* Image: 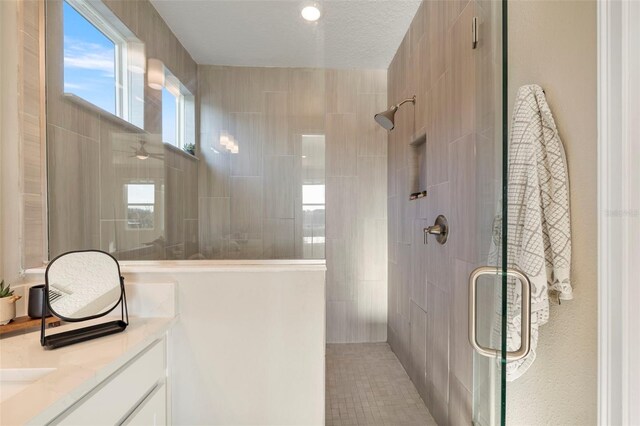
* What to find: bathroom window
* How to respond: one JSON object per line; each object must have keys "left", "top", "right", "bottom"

{"left": 302, "top": 184, "right": 326, "bottom": 257}
{"left": 301, "top": 135, "right": 326, "bottom": 259}
{"left": 162, "top": 87, "right": 177, "bottom": 146}
{"left": 162, "top": 69, "right": 195, "bottom": 150}
{"left": 126, "top": 184, "right": 155, "bottom": 230}
{"left": 63, "top": 0, "right": 144, "bottom": 127}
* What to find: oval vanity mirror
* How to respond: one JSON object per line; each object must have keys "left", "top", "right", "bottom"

{"left": 41, "top": 250, "right": 129, "bottom": 349}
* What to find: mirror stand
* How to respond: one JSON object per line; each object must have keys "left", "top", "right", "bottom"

{"left": 40, "top": 278, "right": 129, "bottom": 350}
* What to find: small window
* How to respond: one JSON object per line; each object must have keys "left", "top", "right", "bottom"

{"left": 63, "top": 0, "right": 144, "bottom": 127}
{"left": 126, "top": 184, "right": 155, "bottom": 230}
{"left": 162, "top": 70, "right": 195, "bottom": 150}
{"left": 302, "top": 184, "right": 326, "bottom": 246}
{"left": 63, "top": 1, "right": 116, "bottom": 114}
{"left": 162, "top": 87, "right": 177, "bottom": 146}
{"left": 302, "top": 184, "right": 325, "bottom": 206}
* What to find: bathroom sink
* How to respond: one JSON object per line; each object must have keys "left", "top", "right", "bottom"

{"left": 0, "top": 368, "right": 56, "bottom": 402}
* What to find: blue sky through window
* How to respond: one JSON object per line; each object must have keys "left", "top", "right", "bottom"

{"left": 63, "top": 1, "right": 116, "bottom": 114}
{"left": 162, "top": 87, "right": 177, "bottom": 145}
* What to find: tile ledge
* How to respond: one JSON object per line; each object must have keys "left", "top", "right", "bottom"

{"left": 24, "top": 259, "right": 327, "bottom": 275}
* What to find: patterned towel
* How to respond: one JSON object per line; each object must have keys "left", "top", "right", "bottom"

{"left": 491, "top": 84, "right": 572, "bottom": 381}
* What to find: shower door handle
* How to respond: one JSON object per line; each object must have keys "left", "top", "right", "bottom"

{"left": 468, "top": 266, "right": 532, "bottom": 361}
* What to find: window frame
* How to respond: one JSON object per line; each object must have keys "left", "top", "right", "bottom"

{"left": 63, "top": 0, "right": 144, "bottom": 127}
{"left": 162, "top": 69, "right": 195, "bottom": 150}
{"left": 124, "top": 183, "right": 156, "bottom": 231}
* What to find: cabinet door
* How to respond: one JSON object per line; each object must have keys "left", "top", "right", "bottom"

{"left": 123, "top": 383, "right": 167, "bottom": 426}
{"left": 54, "top": 340, "right": 165, "bottom": 425}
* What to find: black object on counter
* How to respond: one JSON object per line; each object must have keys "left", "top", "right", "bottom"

{"left": 28, "top": 285, "right": 52, "bottom": 319}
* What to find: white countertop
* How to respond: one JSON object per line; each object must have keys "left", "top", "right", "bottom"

{"left": 0, "top": 317, "right": 175, "bottom": 425}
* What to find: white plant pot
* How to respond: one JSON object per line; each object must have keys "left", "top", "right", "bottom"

{"left": 0, "top": 297, "right": 18, "bottom": 325}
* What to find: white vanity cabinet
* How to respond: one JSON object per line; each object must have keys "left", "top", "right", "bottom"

{"left": 124, "top": 383, "right": 167, "bottom": 425}
{"left": 50, "top": 338, "right": 168, "bottom": 426}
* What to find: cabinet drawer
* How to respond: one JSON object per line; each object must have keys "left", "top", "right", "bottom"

{"left": 123, "top": 383, "right": 166, "bottom": 426}
{"left": 54, "top": 339, "right": 166, "bottom": 425}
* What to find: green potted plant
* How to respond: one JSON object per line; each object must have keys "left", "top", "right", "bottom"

{"left": 0, "top": 280, "right": 22, "bottom": 325}
{"left": 183, "top": 143, "right": 196, "bottom": 156}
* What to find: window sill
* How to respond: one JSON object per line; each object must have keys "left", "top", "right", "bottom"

{"left": 163, "top": 142, "right": 198, "bottom": 161}
{"left": 63, "top": 93, "right": 145, "bottom": 133}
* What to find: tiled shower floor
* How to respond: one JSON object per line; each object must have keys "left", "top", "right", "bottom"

{"left": 326, "top": 343, "right": 437, "bottom": 426}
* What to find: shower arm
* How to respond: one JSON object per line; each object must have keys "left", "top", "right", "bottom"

{"left": 396, "top": 95, "right": 416, "bottom": 109}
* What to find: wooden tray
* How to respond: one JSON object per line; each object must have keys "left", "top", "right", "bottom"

{"left": 0, "top": 316, "right": 61, "bottom": 336}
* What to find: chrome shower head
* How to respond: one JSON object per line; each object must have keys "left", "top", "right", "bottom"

{"left": 374, "top": 95, "right": 416, "bottom": 131}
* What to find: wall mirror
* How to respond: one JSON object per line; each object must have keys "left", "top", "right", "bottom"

{"left": 41, "top": 250, "right": 129, "bottom": 349}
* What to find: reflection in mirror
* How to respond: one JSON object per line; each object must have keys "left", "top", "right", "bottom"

{"left": 46, "top": 251, "right": 123, "bottom": 320}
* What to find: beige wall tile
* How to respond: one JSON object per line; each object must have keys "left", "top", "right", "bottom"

{"left": 47, "top": 125, "right": 100, "bottom": 257}
{"left": 357, "top": 156, "right": 387, "bottom": 219}
{"left": 357, "top": 69, "right": 387, "bottom": 95}
{"left": 288, "top": 69, "right": 325, "bottom": 117}
{"left": 230, "top": 176, "right": 263, "bottom": 235}
{"left": 21, "top": 112, "right": 42, "bottom": 195}
{"left": 263, "top": 91, "right": 292, "bottom": 155}
{"left": 263, "top": 218, "right": 295, "bottom": 259}
{"left": 426, "top": 71, "right": 451, "bottom": 186}
{"left": 264, "top": 155, "right": 295, "bottom": 219}
{"left": 326, "top": 113, "right": 357, "bottom": 177}
{"left": 326, "top": 69, "right": 358, "bottom": 114}
{"left": 411, "top": 219, "right": 428, "bottom": 311}
{"left": 356, "top": 218, "right": 387, "bottom": 282}
{"left": 199, "top": 197, "right": 230, "bottom": 259}
{"left": 23, "top": 194, "right": 44, "bottom": 267}
{"left": 165, "top": 165, "right": 184, "bottom": 247}
{"left": 356, "top": 94, "right": 388, "bottom": 157}
{"left": 199, "top": 136, "right": 230, "bottom": 198}
{"left": 450, "top": 2, "right": 476, "bottom": 141}
{"left": 451, "top": 259, "right": 474, "bottom": 392}
{"left": 229, "top": 113, "right": 263, "bottom": 176}
{"left": 325, "top": 176, "right": 357, "bottom": 240}
{"left": 448, "top": 374, "right": 472, "bottom": 426}
{"left": 223, "top": 67, "right": 265, "bottom": 113}
{"left": 410, "top": 301, "right": 428, "bottom": 403}
{"left": 427, "top": 283, "right": 450, "bottom": 425}
{"left": 449, "top": 133, "right": 477, "bottom": 263}
{"left": 326, "top": 238, "right": 357, "bottom": 302}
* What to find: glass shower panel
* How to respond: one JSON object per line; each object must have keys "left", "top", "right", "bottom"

{"left": 99, "top": 133, "right": 167, "bottom": 261}
{"left": 46, "top": 0, "right": 170, "bottom": 261}
{"left": 472, "top": 0, "right": 508, "bottom": 424}
{"left": 198, "top": 67, "right": 327, "bottom": 260}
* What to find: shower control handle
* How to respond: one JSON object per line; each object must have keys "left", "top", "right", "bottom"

{"left": 423, "top": 215, "right": 448, "bottom": 245}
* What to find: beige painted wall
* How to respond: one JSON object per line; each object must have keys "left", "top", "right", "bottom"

{"left": 506, "top": 1, "right": 598, "bottom": 424}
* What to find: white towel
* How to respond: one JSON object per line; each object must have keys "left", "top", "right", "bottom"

{"left": 490, "top": 84, "right": 572, "bottom": 381}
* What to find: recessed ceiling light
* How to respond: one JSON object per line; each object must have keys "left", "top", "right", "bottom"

{"left": 301, "top": 5, "right": 321, "bottom": 22}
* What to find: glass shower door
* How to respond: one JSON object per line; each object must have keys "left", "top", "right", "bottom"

{"left": 470, "top": 0, "right": 531, "bottom": 424}
{"left": 470, "top": 0, "right": 505, "bottom": 421}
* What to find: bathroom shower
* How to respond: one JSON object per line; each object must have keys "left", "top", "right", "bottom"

{"left": 374, "top": 95, "right": 415, "bottom": 130}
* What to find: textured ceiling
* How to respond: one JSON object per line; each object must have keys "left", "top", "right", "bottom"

{"left": 149, "top": 0, "right": 421, "bottom": 69}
